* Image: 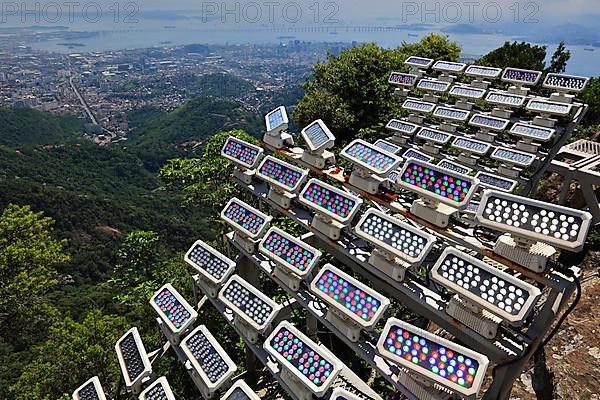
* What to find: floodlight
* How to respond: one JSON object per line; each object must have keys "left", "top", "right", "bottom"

{"left": 543, "top": 73, "right": 589, "bottom": 93}
{"left": 377, "top": 318, "right": 489, "bottom": 398}
{"left": 475, "top": 172, "right": 517, "bottom": 193}
{"left": 526, "top": 98, "right": 573, "bottom": 116}
{"left": 354, "top": 208, "right": 436, "bottom": 281}
{"left": 501, "top": 67, "right": 542, "bottom": 86}
{"left": 475, "top": 190, "right": 593, "bottom": 271}
{"left": 485, "top": 91, "right": 526, "bottom": 107}
{"left": 396, "top": 159, "right": 479, "bottom": 227}
{"left": 115, "top": 327, "right": 152, "bottom": 392}
{"left": 256, "top": 155, "right": 309, "bottom": 208}
{"left": 386, "top": 119, "right": 419, "bottom": 136}
{"left": 469, "top": 114, "right": 509, "bottom": 131}
{"left": 220, "top": 197, "right": 272, "bottom": 253}
{"left": 402, "top": 148, "right": 433, "bottom": 163}
{"left": 416, "top": 127, "right": 453, "bottom": 144}
{"left": 218, "top": 275, "right": 281, "bottom": 343}
{"left": 491, "top": 147, "right": 536, "bottom": 167}
{"left": 259, "top": 226, "right": 322, "bottom": 291}
{"left": 300, "top": 119, "right": 336, "bottom": 169}
{"left": 433, "top": 106, "right": 470, "bottom": 122}
{"left": 374, "top": 139, "right": 401, "bottom": 154}
{"left": 449, "top": 85, "right": 486, "bottom": 100}
{"left": 510, "top": 123, "right": 555, "bottom": 143}
{"left": 388, "top": 72, "right": 419, "bottom": 87}
{"left": 181, "top": 325, "right": 237, "bottom": 399}
{"left": 404, "top": 56, "right": 434, "bottom": 69}
{"left": 220, "top": 380, "right": 260, "bottom": 400}
{"left": 150, "top": 284, "right": 197, "bottom": 341}
{"left": 298, "top": 178, "right": 363, "bottom": 240}
{"left": 264, "top": 321, "right": 341, "bottom": 400}
{"left": 417, "top": 79, "right": 451, "bottom": 92}
{"left": 437, "top": 160, "right": 472, "bottom": 175}
{"left": 464, "top": 65, "right": 502, "bottom": 79}
{"left": 329, "top": 388, "right": 364, "bottom": 400}
{"left": 451, "top": 137, "right": 491, "bottom": 155}
{"left": 402, "top": 98, "right": 436, "bottom": 114}
{"left": 433, "top": 60, "right": 466, "bottom": 73}
{"left": 431, "top": 247, "right": 541, "bottom": 334}
{"left": 264, "top": 106, "right": 293, "bottom": 149}
{"left": 221, "top": 137, "right": 264, "bottom": 184}
{"left": 387, "top": 170, "right": 400, "bottom": 185}
{"left": 341, "top": 139, "right": 403, "bottom": 194}
{"left": 185, "top": 240, "right": 236, "bottom": 298}
{"left": 139, "top": 377, "right": 175, "bottom": 400}
{"left": 73, "top": 377, "right": 106, "bottom": 400}
{"left": 310, "top": 264, "right": 390, "bottom": 341}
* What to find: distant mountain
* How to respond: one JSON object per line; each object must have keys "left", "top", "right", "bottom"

{"left": 441, "top": 24, "right": 489, "bottom": 35}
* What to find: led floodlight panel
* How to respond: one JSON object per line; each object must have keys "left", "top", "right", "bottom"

{"left": 464, "top": 65, "right": 502, "bottom": 79}
{"left": 431, "top": 247, "right": 541, "bottom": 324}
{"left": 265, "top": 106, "right": 289, "bottom": 134}
{"left": 433, "top": 60, "right": 466, "bottom": 73}
{"left": 355, "top": 208, "right": 436, "bottom": 265}
{"left": 256, "top": 155, "right": 308, "bottom": 192}
{"left": 329, "top": 388, "right": 363, "bottom": 400}
{"left": 377, "top": 318, "right": 489, "bottom": 397}
{"left": 150, "top": 284, "right": 197, "bottom": 334}
{"left": 301, "top": 120, "right": 335, "bottom": 152}
{"left": 510, "top": 123, "right": 555, "bottom": 142}
{"left": 310, "top": 264, "right": 390, "bottom": 328}
{"left": 386, "top": 119, "right": 419, "bottom": 135}
{"left": 388, "top": 72, "right": 419, "bottom": 87}
{"left": 437, "top": 160, "right": 472, "bottom": 175}
{"left": 405, "top": 56, "right": 434, "bottom": 68}
{"left": 476, "top": 190, "right": 593, "bottom": 251}
{"left": 374, "top": 139, "right": 401, "bottom": 154}
{"left": 417, "top": 79, "right": 451, "bottom": 92}
{"left": 139, "top": 377, "right": 175, "bottom": 400}
{"left": 475, "top": 172, "right": 517, "bottom": 192}
{"left": 181, "top": 326, "right": 237, "bottom": 391}
{"left": 264, "top": 321, "right": 341, "bottom": 395}
{"left": 543, "top": 73, "right": 589, "bottom": 92}
{"left": 433, "top": 106, "right": 470, "bottom": 122}
{"left": 341, "top": 139, "right": 402, "bottom": 175}
{"left": 221, "top": 137, "right": 264, "bottom": 169}
{"left": 259, "top": 227, "right": 322, "bottom": 278}
{"left": 449, "top": 85, "right": 486, "bottom": 100}
{"left": 73, "top": 377, "right": 106, "bottom": 400}
{"left": 464, "top": 201, "right": 480, "bottom": 214}
{"left": 388, "top": 170, "right": 400, "bottom": 183}
{"left": 185, "top": 240, "right": 236, "bottom": 286}
{"left": 451, "top": 136, "right": 491, "bottom": 155}
{"left": 402, "top": 148, "right": 433, "bottom": 163}
{"left": 299, "top": 179, "right": 363, "bottom": 224}
{"left": 526, "top": 98, "right": 572, "bottom": 116}
{"left": 220, "top": 380, "right": 260, "bottom": 400}
{"left": 397, "top": 159, "right": 478, "bottom": 209}
{"left": 402, "top": 99, "right": 436, "bottom": 113}
{"left": 501, "top": 67, "right": 542, "bottom": 85}
{"left": 221, "top": 198, "right": 272, "bottom": 239}
{"left": 469, "top": 114, "right": 510, "bottom": 131}
{"left": 491, "top": 147, "right": 535, "bottom": 167}
{"left": 416, "top": 127, "right": 453, "bottom": 144}
{"left": 115, "top": 327, "right": 152, "bottom": 388}
{"left": 485, "top": 91, "right": 526, "bottom": 107}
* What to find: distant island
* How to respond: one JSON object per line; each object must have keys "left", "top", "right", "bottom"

{"left": 57, "top": 43, "right": 86, "bottom": 48}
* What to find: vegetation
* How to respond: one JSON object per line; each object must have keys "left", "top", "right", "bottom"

{"left": 477, "top": 41, "right": 571, "bottom": 73}
{"left": 195, "top": 73, "right": 256, "bottom": 98}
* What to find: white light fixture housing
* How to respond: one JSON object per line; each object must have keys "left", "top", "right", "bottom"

{"left": 300, "top": 119, "right": 337, "bottom": 169}
{"left": 185, "top": 240, "right": 236, "bottom": 298}
{"left": 386, "top": 119, "right": 419, "bottom": 136}
{"left": 464, "top": 65, "right": 502, "bottom": 90}
{"left": 256, "top": 155, "right": 309, "bottom": 209}
{"left": 354, "top": 208, "right": 436, "bottom": 281}
{"left": 388, "top": 71, "right": 419, "bottom": 87}
{"left": 218, "top": 274, "right": 281, "bottom": 343}
{"left": 485, "top": 91, "right": 526, "bottom": 108}
{"left": 543, "top": 73, "right": 589, "bottom": 94}
{"left": 510, "top": 123, "right": 555, "bottom": 143}
{"left": 475, "top": 172, "right": 518, "bottom": 193}
{"left": 416, "top": 127, "right": 453, "bottom": 149}
{"left": 417, "top": 78, "right": 451, "bottom": 93}
{"left": 490, "top": 147, "right": 536, "bottom": 169}
{"left": 526, "top": 98, "right": 573, "bottom": 117}
{"left": 329, "top": 388, "right": 364, "bottom": 400}
{"left": 402, "top": 148, "right": 433, "bottom": 163}
{"left": 396, "top": 158, "right": 480, "bottom": 227}
{"left": 341, "top": 139, "right": 403, "bottom": 194}
{"left": 451, "top": 136, "right": 492, "bottom": 166}
{"left": 405, "top": 56, "right": 434, "bottom": 69}
{"left": 431, "top": 247, "right": 541, "bottom": 337}
{"left": 437, "top": 160, "right": 472, "bottom": 175}
{"left": 73, "top": 377, "right": 106, "bottom": 400}
{"left": 402, "top": 98, "right": 436, "bottom": 114}
{"left": 476, "top": 190, "right": 593, "bottom": 271}
{"left": 449, "top": 85, "right": 487, "bottom": 100}
{"left": 139, "top": 377, "right": 176, "bottom": 400}
{"left": 220, "top": 380, "right": 261, "bottom": 400}
{"left": 181, "top": 325, "right": 237, "bottom": 399}
{"left": 264, "top": 321, "right": 341, "bottom": 400}
{"left": 258, "top": 226, "right": 322, "bottom": 291}
{"left": 377, "top": 318, "right": 489, "bottom": 398}
{"left": 433, "top": 60, "right": 466, "bottom": 73}
{"left": 221, "top": 136, "right": 264, "bottom": 184}
{"left": 433, "top": 106, "right": 470, "bottom": 122}
{"left": 264, "top": 106, "right": 293, "bottom": 149}
{"left": 115, "top": 327, "right": 152, "bottom": 393}
{"left": 374, "top": 139, "right": 401, "bottom": 154}
{"left": 501, "top": 67, "right": 542, "bottom": 86}
{"left": 469, "top": 114, "right": 510, "bottom": 132}
{"left": 150, "top": 283, "right": 198, "bottom": 342}
{"left": 220, "top": 197, "right": 273, "bottom": 253}
{"left": 299, "top": 178, "right": 363, "bottom": 240}
{"left": 310, "top": 264, "right": 390, "bottom": 341}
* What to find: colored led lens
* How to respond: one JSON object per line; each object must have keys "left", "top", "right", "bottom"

{"left": 403, "top": 99, "right": 435, "bottom": 112}
{"left": 262, "top": 231, "right": 316, "bottom": 272}
{"left": 401, "top": 163, "right": 472, "bottom": 203}
{"left": 470, "top": 115, "right": 508, "bottom": 130}
{"left": 301, "top": 182, "right": 357, "bottom": 219}
{"left": 153, "top": 287, "right": 193, "bottom": 329}
{"left": 433, "top": 107, "right": 469, "bottom": 121}
{"left": 223, "top": 201, "right": 266, "bottom": 235}
{"left": 492, "top": 148, "right": 535, "bottom": 166}
{"left": 476, "top": 172, "right": 516, "bottom": 192}
{"left": 258, "top": 158, "right": 304, "bottom": 189}
{"left": 343, "top": 141, "right": 399, "bottom": 172}
{"left": 388, "top": 72, "right": 418, "bottom": 86}
{"left": 185, "top": 330, "right": 231, "bottom": 383}
{"left": 222, "top": 138, "right": 261, "bottom": 167}
{"left": 222, "top": 280, "right": 274, "bottom": 326}
{"left": 403, "top": 149, "right": 432, "bottom": 162}
{"left": 502, "top": 68, "right": 541, "bottom": 84}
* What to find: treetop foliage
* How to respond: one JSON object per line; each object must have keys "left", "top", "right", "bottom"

{"left": 477, "top": 41, "right": 571, "bottom": 73}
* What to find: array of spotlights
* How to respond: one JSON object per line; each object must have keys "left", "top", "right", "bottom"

{"left": 449, "top": 85, "right": 486, "bottom": 99}
{"left": 433, "top": 60, "right": 466, "bottom": 73}
{"left": 72, "top": 377, "right": 106, "bottom": 400}
{"left": 417, "top": 79, "right": 450, "bottom": 92}
{"left": 388, "top": 72, "right": 418, "bottom": 87}
{"left": 433, "top": 106, "right": 470, "bottom": 122}
{"left": 543, "top": 73, "right": 589, "bottom": 93}
{"left": 386, "top": 119, "right": 419, "bottom": 135}
{"left": 220, "top": 380, "right": 260, "bottom": 400}
{"left": 405, "top": 56, "right": 434, "bottom": 68}
{"left": 256, "top": 155, "right": 309, "bottom": 193}
{"left": 221, "top": 136, "right": 264, "bottom": 170}
{"left": 501, "top": 67, "right": 542, "bottom": 86}
{"left": 510, "top": 123, "right": 555, "bottom": 142}
{"left": 341, "top": 139, "right": 402, "bottom": 175}
{"left": 259, "top": 227, "right": 322, "bottom": 279}
{"left": 464, "top": 65, "right": 502, "bottom": 79}
{"left": 402, "top": 98, "right": 436, "bottom": 113}
{"left": 301, "top": 119, "right": 336, "bottom": 153}
{"left": 265, "top": 106, "right": 289, "bottom": 134}
{"left": 150, "top": 284, "right": 197, "bottom": 335}
{"left": 451, "top": 136, "right": 491, "bottom": 155}
{"left": 469, "top": 114, "right": 510, "bottom": 131}
{"left": 374, "top": 139, "right": 401, "bottom": 154}
{"left": 416, "top": 127, "right": 452, "bottom": 144}
{"left": 115, "top": 327, "right": 152, "bottom": 389}
{"left": 437, "top": 160, "right": 472, "bottom": 175}
{"left": 403, "top": 148, "right": 433, "bottom": 163}
{"left": 491, "top": 147, "right": 536, "bottom": 167}
{"left": 221, "top": 198, "right": 272, "bottom": 239}
{"left": 139, "top": 377, "right": 175, "bottom": 400}
{"left": 485, "top": 91, "right": 526, "bottom": 107}
{"left": 185, "top": 240, "right": 236, "bottom": 287}
{"left": 475, "top": 172, "right": 518, "bottom": 193}
{"left": 299, "top": 179, "right": 363, "bottom": 224}
{"left": 526, "top": 98, "right": 573, "bottom": 116}
{"left": 377, "top": 318, "right": 489, "bottom": 398}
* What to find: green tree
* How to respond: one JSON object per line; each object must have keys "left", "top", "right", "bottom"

{"left": 478, "top": 41, "right": 571, "bottom": 73}
{"left": 547, "top": 42, "right": 571, "bottom": 74}
{"left": 581, "top": 78, "right": 600, "bottom": 127}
